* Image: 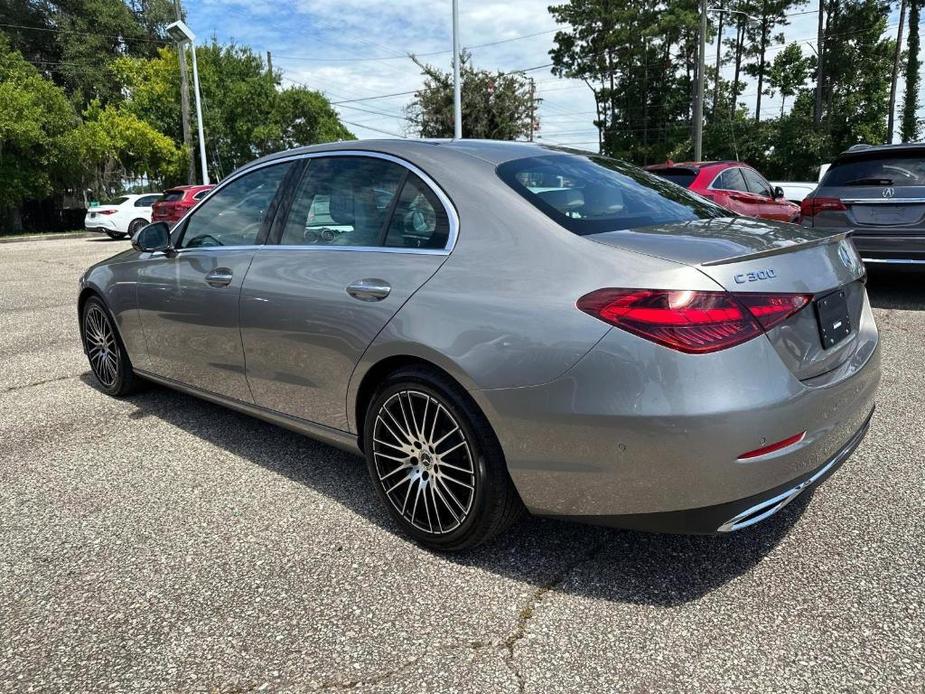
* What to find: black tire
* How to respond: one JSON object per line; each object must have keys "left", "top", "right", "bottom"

{"left": 363, "top": 366, "right": 525, "bottom": 551}
{"left": 105, "top": 230, "right": 127, "bottom": 240}
{"left": 81, "top": 296, "right": 140, "bottom": 396}
{"left": 128, "top": 218, "right": 148, "bottom": 236}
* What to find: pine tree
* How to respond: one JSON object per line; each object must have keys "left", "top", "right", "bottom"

{"left": 901, "top": 0, "right": 921, "bottom": 141}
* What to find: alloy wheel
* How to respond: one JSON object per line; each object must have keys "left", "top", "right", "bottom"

{"left": 84, "top": 305, "right": 120, "bottom": 388}
{"left": 372, "top": 389, "right": 476, "bottom": 535}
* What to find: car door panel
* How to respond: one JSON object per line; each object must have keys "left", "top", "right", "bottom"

{"left": 239, "top": 154, "right": 453, "bottom": 431}
{"left": 134, "top": 160, "right": 294, "bottom": 400}
{"left": 240, "top": 250, "right": 445, "bottom": 429}
{"left": 136, "top": 249, "right": 257, "bottom": 401}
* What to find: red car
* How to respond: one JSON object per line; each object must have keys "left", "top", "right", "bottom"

{"left": 645, "top": 161, "right": 800, "bottom": 223}
{"left": 151, "top": 184, "right": 215, "bottom": 226}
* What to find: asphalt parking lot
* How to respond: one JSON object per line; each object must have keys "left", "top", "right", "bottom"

{"left": 1, "top": 235, "right": 923, "bottom": 693}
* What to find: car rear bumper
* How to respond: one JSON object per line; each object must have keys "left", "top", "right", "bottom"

{"left": 547, "top": 408, "right": 872, "bottom": 534}
{"left": 849, "top": 231, "right": 925, "bottom": 264}
{"left": 85, "top": 218, "right": 118, "bottom": 232}
{"left": 475, "top": 296, "right": 880, "bottom": 532}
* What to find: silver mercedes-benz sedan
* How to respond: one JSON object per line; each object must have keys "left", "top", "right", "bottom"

{"left": 78, "top": 140, "right": 880, "bottom": 551}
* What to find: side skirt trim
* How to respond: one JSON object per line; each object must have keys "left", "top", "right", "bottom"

{"left": 134, "top": 368, "right": 362, "bottom": 456}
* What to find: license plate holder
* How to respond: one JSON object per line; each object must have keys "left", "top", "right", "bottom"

{"left": 815, "top": 289, "right": 851, "bottom": 349}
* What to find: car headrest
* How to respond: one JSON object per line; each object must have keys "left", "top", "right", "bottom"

{"left": 329, "top": 188, "right": 354, "bottom": 225}
{"left": 535, "top": 188, "right": 584, "bottom": 210}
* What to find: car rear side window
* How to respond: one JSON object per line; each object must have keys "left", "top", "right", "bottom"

{"left": 822, "top": 152, "right": 925, "bottom": 186}
{"left": 279, "top": 157, "right": 405, "bottom": 247}
{"left": 178, "top": 162, "right": 292, "bottom": 248}
{"left": 135, "top": 195, "right": 161, "bottom": 207}
{"left": 649, "top": 169, "right": 698, "bottom": 188}
{"left": 384, "top": 173, "right": 450, "bottom": 249}
{"left": 713, "top": 168, "right": 749, "bottom": 192}
{"left": 497, "top": 154, "right": 725, "bottom": 235}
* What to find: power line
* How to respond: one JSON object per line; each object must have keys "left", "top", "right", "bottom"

{"left": 0, "top": 21, "right": 167, "bottom": 44}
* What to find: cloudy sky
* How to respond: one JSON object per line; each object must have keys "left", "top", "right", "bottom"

{"left": 186, "top": 1, "right": 907, "bottom": 149}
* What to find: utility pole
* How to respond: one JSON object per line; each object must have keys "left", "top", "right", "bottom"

{"left": 713, "top": 4, "right": 724, "bottom": 118}
{"left": 266, "top": 50, "right": 273, "bottom": 77}
{"left": 888, "top": 0, "right": 907, "bottom": 143}
{"left": 173, "top": 0, "right": 195, "bottom": 184}
{"left": 694, "top": 0, "right": 707, "bottom": 161}
{"left": 813, "top": 0, "right": 825, "bottom": 127}
{"left": 528, "top": 77, "right": 536, "bottom": 141}
{"left": 452, "top": 0, "right": 462, "bottom": 139}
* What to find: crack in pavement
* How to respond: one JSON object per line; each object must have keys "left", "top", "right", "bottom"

{"left": 500, "top": 537, "right": 610, "bottom": 694}
{"left": 1, "top": 373, "right": 78, "bottom": 394}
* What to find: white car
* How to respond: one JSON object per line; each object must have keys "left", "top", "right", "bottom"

{"left": 769, "top": 181, "right": 817, "bottom": 203}
{"left": 84, "top": 193, "right": 162, "bottom": 239}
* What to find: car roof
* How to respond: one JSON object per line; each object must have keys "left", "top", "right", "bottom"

{"left": 836, "top": 142, "right": 925, "bottom": 159}
{"left": 237, "top": 139, "right": 598, "bottom": 176}
{"left": 644, "top": 160, "right": 747, "bottom": 172}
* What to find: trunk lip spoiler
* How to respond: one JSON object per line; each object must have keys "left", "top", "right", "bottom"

{"left": 699, "top": 231, "right": 851, "bottom": 267}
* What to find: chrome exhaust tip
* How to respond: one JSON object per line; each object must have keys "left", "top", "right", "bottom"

{"left": 717, "top": 412, "right": 873, "bottom": 533}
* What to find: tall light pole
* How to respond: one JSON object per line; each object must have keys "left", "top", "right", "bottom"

{"left": 172, "top": 0, "right": 194, "bottom": 184}
{"left": 452, "top": 0, "right": 462, "bottom": 139}
{"left": 694, "top": 0, "right": 708, "bottom": 161}
{"left": 166, "top": 20, "right": 210, "bottom": 185}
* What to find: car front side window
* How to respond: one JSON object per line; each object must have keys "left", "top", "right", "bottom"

{"left": 742, "top": 169, "right": 773, "bottom": 198}
{"left": 178, "top": 163, "right": 292, "bottom": 249}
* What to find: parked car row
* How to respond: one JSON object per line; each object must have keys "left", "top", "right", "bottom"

{"left": 647, "top": 143, "right": 925, "bottom": 265}
{"left": 84, "top": 184, "right": 215, "bottom": 239}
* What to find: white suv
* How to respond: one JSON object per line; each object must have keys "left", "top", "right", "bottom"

{"left": 84, "top": 194, "right": 162, "bottom": 240}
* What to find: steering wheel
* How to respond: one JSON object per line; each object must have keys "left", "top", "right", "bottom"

{"left": 186, "top": 234, "right": 222, "bottom": 248}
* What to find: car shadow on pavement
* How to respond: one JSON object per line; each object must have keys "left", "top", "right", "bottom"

{"left": 93, "top": 374, "right": 810, "bottom": 608}
{"left": 866, "top": 267, "right": 925, "bottom": 310}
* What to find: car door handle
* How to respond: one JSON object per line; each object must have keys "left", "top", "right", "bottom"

{"left": 346, "top": 279, "right": 391, "bottom": 302}
{"left": 205, "top": 268, "right": 233, "bottom": 287}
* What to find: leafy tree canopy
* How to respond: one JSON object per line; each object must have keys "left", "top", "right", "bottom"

{"left": 406, "top": 51, "right": 537, "bottom": 140}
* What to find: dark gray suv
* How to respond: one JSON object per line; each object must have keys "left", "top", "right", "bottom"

{"left": 800, "top": 143, "right": 925, "bottom": 265}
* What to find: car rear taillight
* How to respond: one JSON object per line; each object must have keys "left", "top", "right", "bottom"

{"left": 800, "top": 196, "right": 846, "bottom": 217}
{"left": 576, "top": 289, "right": 812, "bottom": 354}
{"left": 96, "top": 209, "right": 117, "bottom": 215}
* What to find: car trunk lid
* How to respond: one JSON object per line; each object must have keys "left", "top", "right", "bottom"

{"left": 827, "top": 185, "right": 925, "bottom": 229}
{"left": 586, "top": 218, "right": 867, "bottom": 380}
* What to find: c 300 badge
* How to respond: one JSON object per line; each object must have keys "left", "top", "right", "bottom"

{"left": 734, "top": 269, "right": 776, "bottom": 284}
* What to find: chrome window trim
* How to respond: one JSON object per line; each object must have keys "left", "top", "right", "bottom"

{"left": 167, "top": 150, "right": 459, "bottom": 255}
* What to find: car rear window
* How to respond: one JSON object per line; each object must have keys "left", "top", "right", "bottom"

{"left": 497, "top": 154, "right": 726, "bottom": 235}
{"left": 648, "top": 168, "right": 698, "bottom": 188}
{"left": 161, "top": 190, "right": 184, "bottom": 202}
{"left": 822, "top": 152, "right": 925, "bottom": 186}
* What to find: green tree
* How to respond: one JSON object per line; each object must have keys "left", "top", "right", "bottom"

{"left": 61, "top": 100, "right": 184, "bottom": 198}
{"left": 765, "top": 42, "right": 812, "bottom": 115}
{"left": 742, "top": 0, "right": 806, "bottom": 121}
{"left": 405, "top": 51, "right": 537, "bottom": 140}
{"left": 115, "top": 43, "right": 353, "bottom": 182}
{"left": 0, "top": 38, "right": 77, "bottom": 230}
{"left": 548, "top": 0, "right": 701, "bottom": 163}
{"left": 901, "top": 0, "right": 920, "bottom": 141}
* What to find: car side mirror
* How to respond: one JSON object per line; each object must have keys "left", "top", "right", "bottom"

{"left": 132, "top": 221, "right": 172, "bottom": 253}
{"left": 772, "top": 186, "right": 785, "bottom": 200}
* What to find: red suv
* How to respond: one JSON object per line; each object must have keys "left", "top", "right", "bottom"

{"left": 645, "top": 161, "right": 800, "bottom": 222}
{"left": 151, "top": 184, "right": 215, "bottom": 226}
